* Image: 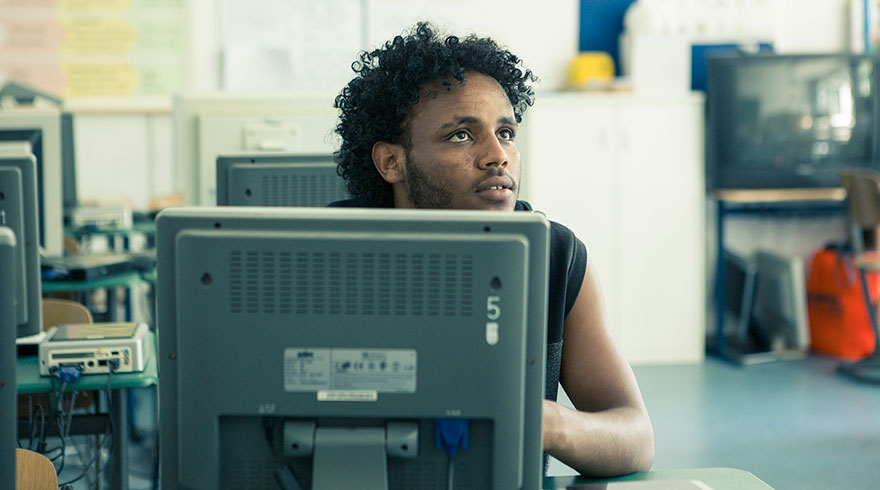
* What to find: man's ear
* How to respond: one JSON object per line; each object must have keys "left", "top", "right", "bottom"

{"left": 372, "top": 141, "right": 406, "bottom": 184}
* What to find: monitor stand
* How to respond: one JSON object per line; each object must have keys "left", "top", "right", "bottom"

{"left": 284, "top": 421, "right": 419, "bottom": 490}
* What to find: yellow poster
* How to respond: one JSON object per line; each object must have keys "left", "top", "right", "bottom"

{"left": 0, "top": 0, "right": 186, "bottom": 98}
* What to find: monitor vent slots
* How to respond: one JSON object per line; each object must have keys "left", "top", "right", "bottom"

{"left": 258, "top": 172, "right": 347, "bottom": 206}
{"left": 228, "top": 250, "right": 475, "bottom": 317}
{"left": 227, "top": 460, "right": 275, "bottom": 490}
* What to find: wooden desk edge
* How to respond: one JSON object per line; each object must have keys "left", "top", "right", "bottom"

{"left": 711, "top": 188, "right": 846, "bottom": 203}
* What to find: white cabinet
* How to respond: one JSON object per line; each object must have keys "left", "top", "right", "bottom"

{"left": 518, "top": 92, "right": 705, "bottom": 365}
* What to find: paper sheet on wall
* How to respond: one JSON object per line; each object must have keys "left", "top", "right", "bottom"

{"left": 220, "top": 0, "right": 364, "bottom": 92}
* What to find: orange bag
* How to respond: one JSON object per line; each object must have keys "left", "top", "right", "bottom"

{"left": 807, "top": 245, "right": 878, "bottom": 360}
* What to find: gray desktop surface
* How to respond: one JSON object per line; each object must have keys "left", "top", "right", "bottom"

{"left": 216, "top": 153, "right": 346, "bottom": 206}
{"left": 0, "top": 228, "right": 16, "bottom": 489}
{"left": 545, "top": 467, "right": 774, "bottom": 490}
{"left": 157, "top": 207, "right": 550, "bottom": 490}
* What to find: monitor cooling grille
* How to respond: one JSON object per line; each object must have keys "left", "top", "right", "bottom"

{"left": 229, "top": 250, "right": 474, "bottom": 317}
{"left": 259, "top": 173, "right": 347, "bottom": 206}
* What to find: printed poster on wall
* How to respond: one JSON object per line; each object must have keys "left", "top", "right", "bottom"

{"left": 0, "top": 0, "right": 187, "bottom": 99}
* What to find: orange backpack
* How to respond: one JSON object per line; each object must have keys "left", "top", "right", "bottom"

{"left": 807, "top": 245, "right": 878, "bottom": 360}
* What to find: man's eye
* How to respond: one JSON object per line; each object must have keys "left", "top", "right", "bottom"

{"left": 450, "top": 130, "right": 470, "bottom": 142}
{"left": 498, "top": 128, "right": 514, "bottom": 140}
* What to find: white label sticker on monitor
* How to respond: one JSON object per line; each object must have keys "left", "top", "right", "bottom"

{"left": 284, "top": 348, "right": 416, "bottom": 394}
{"left": 284, "top": 348, "right": 331, "bottom": 391}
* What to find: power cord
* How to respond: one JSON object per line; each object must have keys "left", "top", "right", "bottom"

{"left": 48, "top": 364, "right": 83, "bottom": 477}
{"left": 56, "top": 361, "right": 117, "bottom": 487}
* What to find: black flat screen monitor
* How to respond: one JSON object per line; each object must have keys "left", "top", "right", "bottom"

{"left": 707, "top": 53, "right": 880, "bottom": 190}
{"left": 215, "top": 153, "right": 347, "bottom": 206}
{"left": 0, "top": 150, "right": 42, "bottom": 337}
{"left": 156, "top": 206, "right": 549, "bottom": 490}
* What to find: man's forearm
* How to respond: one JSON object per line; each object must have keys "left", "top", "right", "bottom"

{"left": 543, "top": 399, "right": 655, "bottom": 477}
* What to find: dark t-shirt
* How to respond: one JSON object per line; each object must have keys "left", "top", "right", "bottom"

{"left": 327, "top": 199, "right": 589, "bottom": 402}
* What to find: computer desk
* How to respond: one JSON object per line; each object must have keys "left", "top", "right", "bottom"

{"left": 16, "top": 330, "right": 157, "bottom": 490}
{"left": 544, "top": 467, "right": 774, "bottom": 489}
{"left": 710, "top": 188, "right": 846, "bottom": 365}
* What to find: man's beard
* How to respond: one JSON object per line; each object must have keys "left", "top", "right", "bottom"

{"left": 404, "top": 154, "right": 519, "bottom": 210}
{"left": 404, "top": 156, "right": 455, "bottom": 209}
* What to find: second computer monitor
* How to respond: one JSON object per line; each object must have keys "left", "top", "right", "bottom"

{"left": 0, "top": 107, "right": 64, "bottom": 256}
{"left": 156, "top": 206, "right": 549, "bottom": 490}
{"left": 0, "top": 226, "right": 17, "bottom": 489}
{"left": 216, "top": 153, "right": 348, "bottom": 206}
{"left": 0, "top": 148, "right": 42, "bottom": 338}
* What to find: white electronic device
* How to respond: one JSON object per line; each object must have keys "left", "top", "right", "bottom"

{"left": 39, "top": 322, "right": 148, "bottom": 376}
{"left": 71, "top": 205, "right": 133, "bottom": 230}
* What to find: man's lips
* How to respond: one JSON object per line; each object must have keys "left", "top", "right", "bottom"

{"left": 475, "top": 176, "right": 515, "bottom": 200}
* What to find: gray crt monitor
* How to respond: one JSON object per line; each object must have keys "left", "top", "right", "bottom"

{"left": 216, "top": 152, "right": 348, "bottom": 206}
{"left": 0, "top": 227, "right": 16, "bottom": 489}
{"left": 0, "top": 149, "right": 42, "bottom": 337}
{"left": 156, "top": 206, "right": 549, "bottom": 490}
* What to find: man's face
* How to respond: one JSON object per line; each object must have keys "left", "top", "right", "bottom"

{"left": 396, "top": 71, "right": 521, "bottom": 211}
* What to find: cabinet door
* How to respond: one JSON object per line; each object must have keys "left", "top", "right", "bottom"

{"left": 615, "top": 100, "right": 705, "bottom": 363}
{"left": 519, "top": 97, "right": 619, "bottom": 336}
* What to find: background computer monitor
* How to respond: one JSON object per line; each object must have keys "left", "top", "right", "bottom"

{"left": 157, "top": 207, "right": 549, "bottom": 490}
{"left": 751, "top": 250, "right": 811, "bottom": 352}
{"left": 0, "top": 107, "right": 64, "bottom": 256}
{"left": 172, "top": 92, "right": 339, "bottom": 206}
{"left": 0, "top": 147, "right": 43, "bottom": 337}
{"left": 216, "top": 153, "right": 348, "bottom": 206}
{"left": 723, "top": 251, "right": 758, "bottom": 341}
{"left": 0, "top": 226, "right": 17, "bottom": 488}
{"left": 707, "top": 53, "right": 880, "bottom": 190}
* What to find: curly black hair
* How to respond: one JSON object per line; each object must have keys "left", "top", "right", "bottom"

{"left": 334, "top": 21, "right": 537, "bottom": 206}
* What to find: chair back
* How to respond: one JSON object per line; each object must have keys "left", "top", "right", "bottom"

{"left": 41, "top": 298, "right": 93, "bottom": 331}
{"left": 840, "top": 167, "right": 880, "bottom": 255}
{"left": 15, "top": 448, "right": 57, "bottom": 490}
{"left": 841, "top": 167, "right": 880, "bottom": 227}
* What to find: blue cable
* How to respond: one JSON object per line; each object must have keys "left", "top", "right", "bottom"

{"left": 434, "top": 418, "right": 469, "bottom": 457}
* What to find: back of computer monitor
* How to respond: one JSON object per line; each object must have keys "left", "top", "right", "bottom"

{"left": 157, "top": 207, "right": 548, "bottom": 490}
{"left": 0, "top": 152, "right": 42, "bottom": 337}
{"left": 216, "top": 153, "right": 347, "bottom": 206}
{"left": 723, "top": 251, "right": 758, "bottom": 340}
{"left": 0, "top": 227, "right": 17, "bottom": 488}
{"left": 752, "top": 250, "right": 810, "bottom": 352}
{"left": 0, "top": 108, "right": 64, "bottom": 256}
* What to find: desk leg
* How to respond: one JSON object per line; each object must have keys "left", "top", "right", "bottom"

{"left": 715, "top": 199, "right": 727, "bottom": 356}
{"left": 111, "top": 388, "right": 129, "bottom": 490}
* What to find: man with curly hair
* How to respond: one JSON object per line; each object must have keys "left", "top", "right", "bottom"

{"left": 331, "top": 22, "right": 654, "bottom": 477}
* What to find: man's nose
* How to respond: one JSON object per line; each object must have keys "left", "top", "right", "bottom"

{"left": 477, "top": 135, "right": 510, "bottom": 169}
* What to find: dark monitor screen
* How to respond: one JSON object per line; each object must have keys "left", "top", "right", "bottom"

{"left": 707, "top": 53, "right": 880, "bottom": 189}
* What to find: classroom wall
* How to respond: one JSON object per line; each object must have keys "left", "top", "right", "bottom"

{"left": 63, "top": 1, "right": 856, "bottom": 353}
{"left": 68, "top": 0, "right": 579, "bottom": 210}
